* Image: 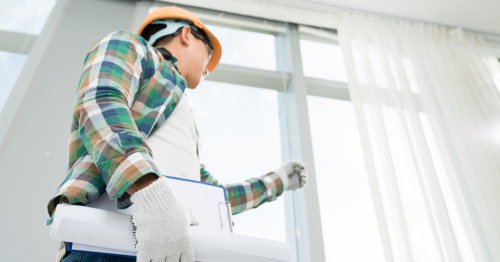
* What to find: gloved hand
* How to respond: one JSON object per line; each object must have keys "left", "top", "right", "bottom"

{"left": 273, "top": 160, "right": 308, "bottom": 191}
{"left": 130, "top": 177, "right": 199, "bottom": 262}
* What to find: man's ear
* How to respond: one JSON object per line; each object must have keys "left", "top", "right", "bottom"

{"left": 179, "top": 26, "right": 191, "bottom": 47}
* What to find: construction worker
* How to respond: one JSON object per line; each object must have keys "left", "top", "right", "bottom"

{"left": 46, "top": 6, "right": 308, "bottom": 262}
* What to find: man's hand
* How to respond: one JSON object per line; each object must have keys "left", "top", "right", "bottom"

{"left": 131, "top": 177, "right": 199, "bottom": 262}
{"left": 274, "top": 160, "right": 308, "bottom": 191}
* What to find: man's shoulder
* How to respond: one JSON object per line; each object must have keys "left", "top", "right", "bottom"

{"left": 99, "top": 30, "right": 150, "bottom": 47}
{"left": 86, "top": 30, "right": 159, "bottom": 64}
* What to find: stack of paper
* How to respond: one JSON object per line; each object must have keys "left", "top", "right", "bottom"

{"left": 50, "top": 176, "right": 291, "bottom": 262}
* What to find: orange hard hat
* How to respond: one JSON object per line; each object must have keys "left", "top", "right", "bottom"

{"left": 137, "top": 6, "right": 222, "bottom": 73}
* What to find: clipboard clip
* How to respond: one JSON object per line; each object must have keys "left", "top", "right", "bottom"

{"left": 218, "top": 201, "right": 234, "bottom": 233}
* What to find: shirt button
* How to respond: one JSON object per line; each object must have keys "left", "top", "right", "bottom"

{"left": 180, "top": 80, "right": 186, "bottom": 85}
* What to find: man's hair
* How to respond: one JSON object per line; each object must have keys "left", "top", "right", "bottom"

{"left": 141, "top": 23, "right": 178, "bottom": 47}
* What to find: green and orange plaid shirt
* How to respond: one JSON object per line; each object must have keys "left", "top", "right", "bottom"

{"left": 46, "top": 31, "right": 284, "bottom": 228}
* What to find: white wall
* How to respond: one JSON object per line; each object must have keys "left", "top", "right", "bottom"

{"left": 0, "top": 0, "right": 148, "bottom": 260}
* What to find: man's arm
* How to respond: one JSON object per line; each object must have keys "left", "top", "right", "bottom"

{"left": 59, "top": 172, "right": 155, "bottom": 204}
{"left": 74, "top": 31, "right": 164, "bottom": 199}
{"left": 51, "top": 31, "right": 163, "bottom": 211}
{"left": 126, "top": 173, "right": 159, "bottom": 195}
{"left": 199, "top": 163, "right": 285, "bottom": 215}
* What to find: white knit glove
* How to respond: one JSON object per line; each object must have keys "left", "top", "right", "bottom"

{"left": 130, "top": 177, "right": 199, "bottom": 262}
{"left": 273, "top": 160, "right": 308, "bottom": 191}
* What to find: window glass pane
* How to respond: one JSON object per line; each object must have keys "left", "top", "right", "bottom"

{"left": 307, "top": 95, "right": 385, "bottom": 262}
{"left": 0, "top": 0, "right": 56, "bottom": 35}
{"left": 205, "top": 24, "right": 276, "bottom": 71}
{"left": 186, "top": 81, "right": 285, "bottom": 242}
{"left": 300, "top": 39, "right": 348, "bottom": 82}
{"left": 0, "top": 51, "right": 29, "bottom": 113}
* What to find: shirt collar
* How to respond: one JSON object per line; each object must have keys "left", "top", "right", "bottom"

{"left": 155, "top": 47, "right": 181, "bottom": 74}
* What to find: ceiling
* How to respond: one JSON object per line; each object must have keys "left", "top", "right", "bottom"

{"left": 164, "top": 0, "right": 500, "bottom": 38}
{"left": 264, "top": 0, "right": 500, "bottom": 36}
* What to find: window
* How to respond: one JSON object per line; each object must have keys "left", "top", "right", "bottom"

{"left": 0, "top": 0, "right": 56, "bottom": 114}
{"left": 0, "top": 51, "right": 28, "bottom": 113}
{"left": 300, "top": 39, "right": 348, "bottom": 82}
{"left": 205, "top": 24, "right": 277, "bottom": 71}
{"left": 307, "top": 95, "right": 385, "bottom": 262}
{"left": 186, "top": 80, "right": 286, "bottom": 242}
{"left": 0, "top": 0, "right": 56, "bottom": 35}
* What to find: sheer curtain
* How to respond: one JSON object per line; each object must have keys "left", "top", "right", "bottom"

{"left": 337, "top": 11, "right": 500, "bottom": 262}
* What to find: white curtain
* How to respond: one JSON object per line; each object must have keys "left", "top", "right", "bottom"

{"left": 337, "top": 11, "right": 500, "bottom": 262}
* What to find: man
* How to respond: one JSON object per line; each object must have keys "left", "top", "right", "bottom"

{"left": 47, "top": 6, "right": 308, "bottom": 262}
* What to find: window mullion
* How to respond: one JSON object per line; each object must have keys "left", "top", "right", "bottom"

{"left": 275, "top": 23, "right": 326, "bottom": 262}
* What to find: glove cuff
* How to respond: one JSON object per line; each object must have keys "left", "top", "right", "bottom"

{"left": 273, "top": 167, "right": 289, "bottom": 191}
{"left": 130, "top": 177, "right": 180, "bottom": 211}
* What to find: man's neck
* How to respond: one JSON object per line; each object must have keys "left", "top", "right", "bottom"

{"left": 155, "top": 46, "right": 183, "bottom": 75}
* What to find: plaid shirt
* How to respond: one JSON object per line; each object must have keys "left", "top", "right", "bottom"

{"left": 47, "top": 31, "right": 284, "bottom": 261}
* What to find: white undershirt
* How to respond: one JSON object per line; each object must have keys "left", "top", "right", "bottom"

{"left": 146, "top": 93, "right": 201, "bottom": 181}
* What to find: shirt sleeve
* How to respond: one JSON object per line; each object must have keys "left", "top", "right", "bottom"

{"left": 73, "top": 31, "right": 161, "bottom": 199}
{"left": 199, "top": 163, "right": 285, "bottom": 215}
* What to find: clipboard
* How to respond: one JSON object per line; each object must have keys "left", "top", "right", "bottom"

{"left": 86, "top": 175, "right": 233, "bottom": 232}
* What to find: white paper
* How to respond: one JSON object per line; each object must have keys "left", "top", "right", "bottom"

{"left": 71, "top": 243, "right": 136, "bottom": 257}
{"left": 51, "top": 176, "right": 291, "bottom": 261}
{"left": 52, "top": 204, "right": 291, "bottom": 261}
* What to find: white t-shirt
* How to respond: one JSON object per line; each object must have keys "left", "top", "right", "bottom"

{"left": 146, "top": 93, "right": 201, "bottom": 181}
